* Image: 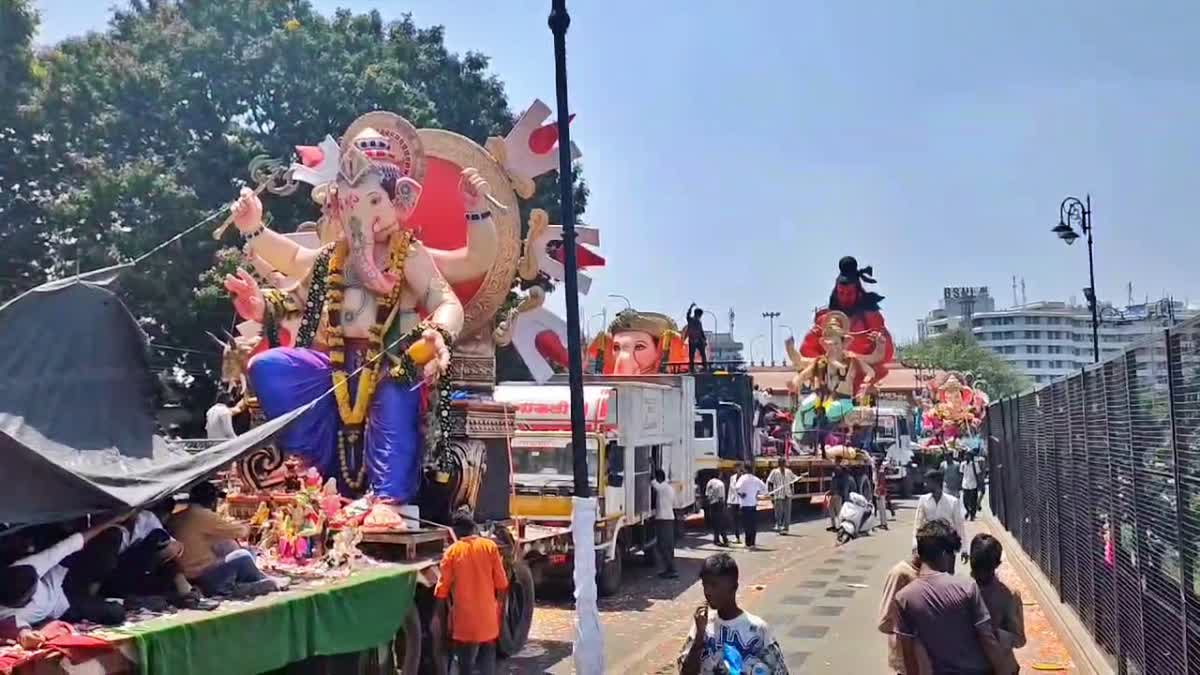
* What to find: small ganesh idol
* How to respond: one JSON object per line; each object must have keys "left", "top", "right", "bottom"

{"left": 224, "top": 112, "right": 492, "bottom": 522}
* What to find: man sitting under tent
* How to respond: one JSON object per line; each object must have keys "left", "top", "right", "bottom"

{"left": 0, "top": 516, "right": 129, "bottom": 649}
{"left": 81, "top": 498, "right": 218, "bottom": 611}
{"left": 168, "top": 482, "right": 280, "bottom": 598}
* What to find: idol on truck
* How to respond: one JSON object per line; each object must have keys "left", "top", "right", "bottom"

{"left": 786, "top": 256, "right": 894, "bottom": 458}
{"left": 205, "top": 100, "right": 606, "bottom": 665}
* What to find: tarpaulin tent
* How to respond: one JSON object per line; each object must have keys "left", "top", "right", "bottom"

{"left": 0, "top": 276, "right": 312, "bottom": 527}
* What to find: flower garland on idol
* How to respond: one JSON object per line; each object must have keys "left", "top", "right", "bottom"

{"left": 321, "top": 229, "right": 455, "bottom": 492}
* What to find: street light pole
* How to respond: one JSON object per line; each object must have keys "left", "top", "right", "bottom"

{"left": 762, "top": 311, "right": 781, "bottom": 365}
{"left": 608, "top": 293, "right": 632, "bottom": 312}
{"left": 750, "top": 334, "right": 766, "bottom": 366}
{"left": 549, "top": 0, "right": 589, "bottom": 498}
{"left": 1051, "top": 194, "right": 1098, "bottom": 363}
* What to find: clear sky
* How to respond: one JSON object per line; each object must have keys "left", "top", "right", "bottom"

{"left": 33, "top": 1, "right": 1200, "bottom": 356}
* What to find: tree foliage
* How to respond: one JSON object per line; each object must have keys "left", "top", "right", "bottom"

{"left": 898, "top": 329, "right": 1030, "bottom": 398}
{"left": 0, "top": 0, "right": 586, "bottom": 426}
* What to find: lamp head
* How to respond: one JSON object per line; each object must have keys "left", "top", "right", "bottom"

{"left": 1053, "top": 220, "right": 1079, "bottom": 245}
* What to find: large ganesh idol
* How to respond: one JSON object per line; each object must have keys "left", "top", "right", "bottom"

{"left": 585, "top": 309, "right": 686, "bottom": 375}
{"left": 221, "top": 105, "right": 588, "bottom": 518}
{"left": 786, "top": 256, "right": 894, "bottom": 431}
{"left": 225, "top": 112, "right": 468, "bottom": 513}
{"left": 922, "top": 372, "right": 988, "bottom": 440}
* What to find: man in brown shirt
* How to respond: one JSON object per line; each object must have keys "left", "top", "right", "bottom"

{"left": 970, "top": 534, "right": 1026, "bottom": 674}
{"left": 892, "top": 521, "right": 1007, "bottom": 675}
{"left": 878, "top": 554, "right": 931, "bottom": 674}
{"left": 167, "top": 482, "right": 277, "bottom": 597}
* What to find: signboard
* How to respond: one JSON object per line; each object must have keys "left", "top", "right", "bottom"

{"left": 944, "top": 286, "right": 989, "bottom": 300}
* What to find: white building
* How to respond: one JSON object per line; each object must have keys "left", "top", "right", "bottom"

{"left": 924, "top": 297, "right": 1191, "bottom": 385}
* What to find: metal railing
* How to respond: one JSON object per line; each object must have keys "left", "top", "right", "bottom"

{"left": 986, "top": 317, "right": 1200, "bottom": 674}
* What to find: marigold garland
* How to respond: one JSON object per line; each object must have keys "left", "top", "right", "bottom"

{"left": 325, "top": 230, "right": 414, "bottom": 427}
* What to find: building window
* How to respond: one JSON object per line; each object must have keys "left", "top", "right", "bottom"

{"left": 1024, "top": 330, "right": 1042, "bottom": 339}
{"left": 1003, "top": 317, "right": 1015, "bottom": 325}
{"left": 1026, "top": 360, "right": 1043, "bottom": 368}
{"left": 1004, "top": 346, "right": 1017, "bottom": 354}
{"left": 1027, "top": 345, "right": 1041, "bottom": 354}
{"left": 1027, "top": 316, "right": 1041, "bottom": 325}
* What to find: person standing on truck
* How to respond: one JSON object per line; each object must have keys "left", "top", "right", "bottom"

{"left": 652, "top": 470, "right": 680, "bottom": 579}
{"left": 733, "top": 469, "right": 768, "bottom": 548}
{"left": 685, "top": 303, "right": 709, "bottom": 372}
{"left": 704, "top": 475, "right": 730, "bottom": 547}
{"left": 433, "top": 509, "right": 510, "bottom": 675}
{"left": 766, "top": 458, "right": 796, "bottom": 534}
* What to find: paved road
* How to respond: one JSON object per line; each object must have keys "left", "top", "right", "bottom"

{"left": 503, "top": 499, "right": 1075, "bottom": 673}
{"left": 503, "top": 501, "right": 898, "bottom": 673}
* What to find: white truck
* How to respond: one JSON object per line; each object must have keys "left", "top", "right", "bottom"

{"left": 493, "top": 377, "right": 697, "bottom": 595}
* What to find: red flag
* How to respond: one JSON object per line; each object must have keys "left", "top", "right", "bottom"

{"left": 295, "top": 145, "right": 325, "bottom": 168}
{"left": 528, "top": 114, "right": 576, "bottom": 155}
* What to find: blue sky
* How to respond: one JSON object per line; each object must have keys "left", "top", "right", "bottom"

{"left": 33, "top": 1, "right": 1200, "bottom": 354}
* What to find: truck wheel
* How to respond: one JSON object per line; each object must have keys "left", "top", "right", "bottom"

{"left": 393, "top": 605, "right": 422, "bottom": 674}
{"left": 498, "top": 560, "right": 535, "bottom": 657}
{"left": 597, "top": 549, "right": 623, "bottom": 597}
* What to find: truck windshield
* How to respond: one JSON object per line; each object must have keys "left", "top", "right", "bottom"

{"left": 511, "top": 437, "right": 599, "bottom": 485}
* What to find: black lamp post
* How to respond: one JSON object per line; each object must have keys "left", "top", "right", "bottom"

{"left": 548, "top": 0, "right": 589, "bottom": 498}
{"left": 1051, "top": 195, "right": 1099, "bottom": 363}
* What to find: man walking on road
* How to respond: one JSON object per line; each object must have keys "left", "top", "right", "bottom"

{"left": 433, "top": 510, "right": 509, "bottom": 675}
{"left": 873, "top": 458, "right": 891, "bottom": 530}
{"left": 913, "top": 470, "right": 967, "bottom": 573}
{"left": 961, "top": 451, "right": 984, "bottom": 521}
{"left": 733, "top": 469, "right": 768, "bottom": 548}
{"left": 652, "top": 470, "right": 679, "bottom": 578}
{"left": 940, "top": 448, "right": 964, "bottom": 499}
{"left": 766, "top": 457, "right": 796, "bottom": 534}
{"left": 678, "top": 553, "right": 789, "bottom": 675}
{"left": 892, "top": 521, "right": 1008, "bottom": 675}
{"left": 703, "top": 474, "right": 729, "bottom": 547}
{"left": 827, "top": 459, "right": 852, "bottom": 532}
{"left": 727, "top": 464, "right": 744, "bottom": 544}
{"left": 970, "top": 534, "right": 1026, "bottom": 674}
{"left": 878, "top": 551, "right": 930, "bottom": 674}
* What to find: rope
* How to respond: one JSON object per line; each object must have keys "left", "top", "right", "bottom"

{"left": 132, "top": 205, "right": 230, "bottom": 265}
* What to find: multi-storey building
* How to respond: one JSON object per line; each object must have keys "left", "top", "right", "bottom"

{"left": 923, "top": 297, "right": 1191, "bottom": 384}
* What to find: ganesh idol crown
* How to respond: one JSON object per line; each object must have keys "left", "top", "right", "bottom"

{"left": 215, "top": 104, "right": 602, "bottom": 523}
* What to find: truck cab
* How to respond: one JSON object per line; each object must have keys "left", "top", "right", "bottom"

{"left": 493, "top": 379, "right": 696, "bottom": 595}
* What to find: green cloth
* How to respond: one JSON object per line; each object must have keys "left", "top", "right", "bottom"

{"left": 111, "top": 565, "right": 417, "bottom": 675}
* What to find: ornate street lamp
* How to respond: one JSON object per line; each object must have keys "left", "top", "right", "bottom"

{"left": 1051, "top": 195, "right": 1098, "bottom": 363}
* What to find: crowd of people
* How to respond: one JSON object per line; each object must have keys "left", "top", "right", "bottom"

{"left": 0, "top": 482, "right": 284, "bottom": 651}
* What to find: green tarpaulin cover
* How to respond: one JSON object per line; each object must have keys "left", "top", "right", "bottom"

{"left": 109, "top": 565, "right": 418, "bottom": 675}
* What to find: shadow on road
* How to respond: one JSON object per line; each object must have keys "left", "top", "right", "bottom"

{"left": 500, "top": 638, "right": 573, "bottom": 674}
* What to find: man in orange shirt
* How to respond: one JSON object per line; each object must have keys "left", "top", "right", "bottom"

{"left": 434, "top": 510, "right": 509, "bottom": 674}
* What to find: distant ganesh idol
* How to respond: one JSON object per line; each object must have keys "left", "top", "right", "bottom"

{"left": 587, "top": 309, "right": 686, "bottom": 375}
{"left": 226, "top": 112, "right": 488, "bottom": 513}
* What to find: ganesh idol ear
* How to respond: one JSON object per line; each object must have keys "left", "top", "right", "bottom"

{"left": 391, "top": 176, "right": 422, "bottom": 219}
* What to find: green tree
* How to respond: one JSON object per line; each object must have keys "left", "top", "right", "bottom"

{"left": 898, "top": 329, "right": 1030, "bottom": 398}
{"left": 2, "top": 1, "right": 586, "bottom": 424}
